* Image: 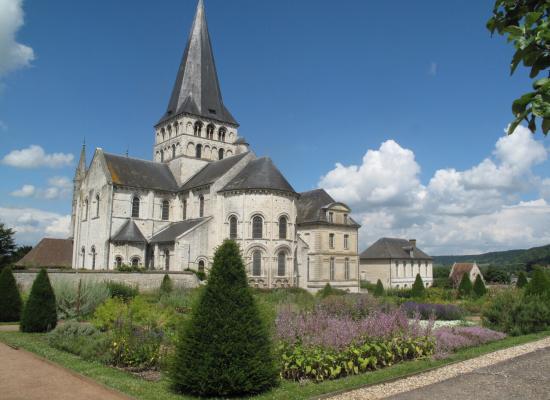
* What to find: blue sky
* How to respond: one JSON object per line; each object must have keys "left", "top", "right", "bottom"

{"left": 1, "top": 0, "right": 549, "bottom": 254}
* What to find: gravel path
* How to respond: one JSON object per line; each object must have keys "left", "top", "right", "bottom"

{"left": 328, "top": 336, "right": 550, "bottom": 400}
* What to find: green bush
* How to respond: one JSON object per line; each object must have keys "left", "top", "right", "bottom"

{"left": 20, "top": 269, "right": 57, "bottom": 332}
{"left": 0, "top": 267, "right": 22, "bottom": 322}
{"left": 511, "top": 296, "right": 550, "bottom": 335}
{"left": 160, "top": 274, "right": 173, "bottom": 294}
{"left": 115, "top": 264, "right": 145, "bottom": 273}
{"left": 482, "top": 289, "right": 519, "bottom": 333}
{"left": 317, "top": 283, "right": 347, "bottom": 299}
{"left": 279, "top": 336, "right": 435, "bottom": 382}
{"left": 106, "top": 281, "right": 138, "bottom": 302}
{"left": 373, "top": 280, "right": 384, "bottom": 297}
{"left": 53, "top": 278, "right": 110, "bottom": 319}
{"left": 411, "top": 274, "right": 426, "bottom": 298}
{"left": 171, "top": 240, "right": 278, "bottom": 397}
{"left": 48, "top": 321, "right": 112, "bottom": 364}
{"left": 516, "top": 271, "right": 528, "bottom": 288}
{"left": 458, "top": 274, "right": 473, "bottom": 298}
{"left": 473, "top": 275, "right": 487, "bottom": 298}
{"left": 524, "top": 268, "right": 550, "bottom": 299}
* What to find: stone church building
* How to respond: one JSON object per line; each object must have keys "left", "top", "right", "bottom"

{"left": 71, "top": 0, "right": 360, "bottom": 292}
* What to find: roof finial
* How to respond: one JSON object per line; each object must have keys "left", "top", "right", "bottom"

{"left": 125, "top": 146, "right": 129, "bottom": 158}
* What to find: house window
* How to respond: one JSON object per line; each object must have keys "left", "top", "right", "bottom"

{"left": 164, "top": 250, "right": 170, "bottom": 271}
{"left": 95, "top": 194, "right": 100, "bottom": 218}
{"left": 182, "top": 200, "right": 187, "bottom": 220}
{"left": 252, "top": 215, "right": 263, "bottom": 239}
{"left": 162, "top": 200, "right": 170, "bottom": 220}
{"left": 196, "top": 144, "right": 202, "bottom": 159}
{"left": 115, "top": 256, "right": 122, "bottom": 268}
{"left": 131, "top": 257, "right": 139, "bottom": 267}
{"left": 229, "top": 216, "right": 238, "bottom": 239}
{"left": 344, "top": 234, "right": 349, "bottom": 249}
{"left": 199, "top": 195, "right": 205, "bottom": 217}
{"left": 329, "top": 233, "right": 335, "bottom": 249}
{"left": 91, "top": 246, "right": 96, "bottom": 270}
{"left": 132, "top": 196, "right": 140, "bottom": 218}
{"left": 252, "top": 250, "right": 262, "bottom": 276}
{"left": 279, "top": 216, "right": 287, "bottom": 239}
{"left": 328, "top": 212, "right": 334, "bottom": 223}
{"left": 330, "top": 257, "right": 335, "bottom": 280}
{"left": 343, "top": 213, "right": 348, "bottom": 224}
{"left": 277, "top": 251, "right": 286, "bottom": 276}
{"left": 345, "top": 258, "right": 350, "bottom": 280}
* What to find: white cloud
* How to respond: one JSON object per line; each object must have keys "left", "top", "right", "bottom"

{"left": 429, "top": 62, "right": 437, "bottom": 76}
{"left": 0, "top": 120, "right": 7, "bottom": 131}
{"left": 10, "top": 184, "right": 35, "bottom": 197}
{"left": 319, "top": 126, "right": 550, "bottom": 255}
{"left": 1, "top": 145, "right": 74, "bottom": 168}
{"left": 0, "top": 207, "right": 70, "bottom": 245}
{"left": 9, "top": 176, "right": 72, "bottom": 200}
{"left": 0, "top": 0, "right": 34, "bottom": 77}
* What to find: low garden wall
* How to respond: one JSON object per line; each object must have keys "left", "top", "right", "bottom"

{"left": 13, "top": 270, "right": 199, "bottom": 292}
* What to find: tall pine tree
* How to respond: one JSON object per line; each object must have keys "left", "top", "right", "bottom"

{"left": 20, "top": 269, "right": 57, "bottom": 332}
{"left": 458, "top": 273, "right": 473, "bottom": 298}
{"left": 473, "top": 274, "right": 487, "bottom": 298}
{"left": 0, "top": 267, "right": 22, "bottom": 322}
{"left": 171, "top": 240, "right": 278, "bottom": 397}
{"left": 411, "top": 274, "right": 426, "bottom": 298}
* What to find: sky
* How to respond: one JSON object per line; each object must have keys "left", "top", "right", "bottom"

{"left": 0, "top": 0, "right": 549, "bottom": 255}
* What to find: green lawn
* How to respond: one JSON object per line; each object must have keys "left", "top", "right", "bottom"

{"left": 1, "top": 330, "right": 549, "bottom": 400}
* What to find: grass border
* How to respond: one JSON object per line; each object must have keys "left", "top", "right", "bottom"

{"left": 0, "top": 330, "right": 549, "bottom": 400}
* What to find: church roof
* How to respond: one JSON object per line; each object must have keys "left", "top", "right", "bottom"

{"left": 16, "top": 238, "right": 73, "bottom": 269}
{"left": 111, "top": 220, "right": 147, "bottom": 243}
{"left": 104, "top": 153, "right": 179, "bottom": 192}
{"left": 221, "top": 157, "right": 296, "bottom": 194}
{"left": 296, "top": 189, "right": 359, "bottom": 226}
{"left": 181, "top": 152, "right": 249, "bottom": 191}
{"left": 158, "top": 0, "right": 237, "bottom": 126}
{"left": 360, "top": 238, "right": 432, "bottom": 260}
{"left": 150, "top": 218, "right": 209, "bottom": 243}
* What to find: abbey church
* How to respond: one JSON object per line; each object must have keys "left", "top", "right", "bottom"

{"left": 70, "top": 0, "right": 361, "bottom": 292}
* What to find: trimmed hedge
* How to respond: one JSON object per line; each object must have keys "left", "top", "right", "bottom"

{"left": 374, "top": 279, "right": 384, "bottom": 297}
{"left": 473, "top": 275, "right": 487, "bottom": 298}
{"left": 20, "top": 269, "right": 57, "bottom": 332}
{"left": 0, "top": 267, "right": 22, "bottom": 322}
{"left": 411, "top": 274, "right": 426, "bottom": 298}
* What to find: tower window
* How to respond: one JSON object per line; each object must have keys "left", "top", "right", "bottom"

{"left": 162, "top": 200, "right": 170, "bottom": 220}
{"left": 196, "top": 144, "right": 202, "bottom": 159}
{"left": 279, "top": 216, "right": 287, "bottom": 239}
{"left": 229, "top": 216, "right": 238, "bottom": 239}
{"left": 81, "top": 247, "right": 85, "bottom": 268}
{"left": 277, "top": 251, "right": 286, "bottom": 276}
{"left": 218, "top": 127, "right": 227, "bottom": 142}
{"left": 194, "top": 121, "right": 203, "bottom": 136}
{"left": 95, "top": 194, "right": 100, "bottom": 218}
{"left": 91, "top": 246, "right": 96, "bottom": 270}
{"left": 115, "top": 256, "right": 122, "bottom": 268}
{"left": 160, "top": 149, "right": 164, "bottom": 162}
{"left": 218, "top": 148, "right": 224, "bottom": 160}
{"left": 83, "top": 198, "right": 89, "bottom": 221}
{"left": 252, "top": 250, "right": 262, "bottom": 276}
{"left": 182, "top": 199, "right": 187, "bottom": 220}
{"left": 132, "top": 196, "right": 140, "bottom": 218}
{"left": 198, "top": 260, "right": 205, "bottom": 272}
{"left": 199, "top": 195, "right": 205, "bottom": 217}
{"left": 252, "top": 215, "right": 263, "bottom": 239}
{"left": 207, "top": 124, "right": 215, "bottom": 140}
{"left": 131, "top": 257, "right": 139, "bottom": 267}
{"left": 172, "top": 144, "right": 176, "bottom": 159}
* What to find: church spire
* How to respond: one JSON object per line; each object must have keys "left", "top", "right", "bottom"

{"left": 74, "top": 141, "right": 87, "bottom": 181}
{"left": 158, "top": 0, "right": 238, "bottom": 126}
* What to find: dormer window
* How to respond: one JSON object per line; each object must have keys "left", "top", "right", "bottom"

{"left": 328, "top": 212, "right": 334, "bottom": 223}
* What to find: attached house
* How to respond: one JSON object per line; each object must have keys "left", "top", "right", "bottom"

{"left": 449, "top": 262, "right": 483, "bottom": 287}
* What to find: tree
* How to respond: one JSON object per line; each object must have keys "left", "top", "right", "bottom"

{"left": 10, "top": 246, "right": 32, "bottom": 265}
{"left": 525, "top": 268, "right": 550, "bottom": 298}
{"left": 373, "top": 279, "right": 384, "bottom": 297}
{"left": 487, "top": 1, "right": 550, "bottom": 135}
{"left": 0, "top": 267, "right": 22, "bottom": 322}
{"left": 473, "top": 274, "right": 488, "bottom": 298}
{"left": 484, "top": 266, "right": 511, "bottom": 284}
{"left": 411, "top": 274, "right": 426, "bottom": 298}
{"left": 20, "top": 269, "right": 57, "bottom": 332}
{"left": 458, "top": 273, "right": 473, "bottom": 298}
{"left": 171, "top": 240, "right": 278, "bottom": 397}
{"left": 160, "top": 274, "right": 173, "bottom": 294}
{"left": 517, "top": 271, "right": 529, "bottom": 288}
{"left": 0, "top": 223, "right": 16, "bottom": 269}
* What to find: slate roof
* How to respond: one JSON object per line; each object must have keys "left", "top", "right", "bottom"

{"left": 104, "top": 153, "right": 179, "bottom": 192}
{"left": 111, "top": 220, "right": 147, "bottom": 243}
{"left": 221, "top": 157, "right": 296, "bottom": 194}
{"left": 181, "top": 152, "right": 249, "bottom": 191}
{"left": 360, "top": 238, "right": 432, "bottom": 260}
{"left": 296, "top": 189, "right": 359, "bottom": 226}
{"left": 149, "top": 218, "right": 209, "bottom": 243}
{"left": 16, "top": 238, "right": 73, "bottom": 268}
{"left": 158, "top": 0, "right": 237, "bottom": 126}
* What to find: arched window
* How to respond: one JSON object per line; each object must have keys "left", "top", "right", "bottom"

{"left": 115, "top": 256, "right": 122, "bottom": 268}
{"left": 345, "top": 258, "right": 350, "bottom": 280}
{"left": 182, "top": 199, "right": 187, "bottom": 220}
{"left": 164, "top": 249, "right": 170, "bottom": 271}
{"left": 81, "top": 247, "right": 85, "bottom": 268}
{"left": 160, "top": 149, "right": 164, "bottom": 162}
{"left": 278, "top": 216, "right": 287, "bottom": 239}
{"left": 229, "top": 216, "right": 238, "bottom": 239}
{"left": 95, "top": 194, "right": 100, "bottom": 218}
{"left": 172, "top": 144, "right": 176, "bottom": 159}
{"left": 207, "top": 124, "right": 215, "bottom": 139}
{"left": 198, "top": 260, "right": 205, "bottom": 272}
{"left": 196, "top": 144, "right": 202, "bottom": 159}
{"left": 83, "top": 198, "right": 89, "bottom": 220}
{"left": 219, "top": 127, "right": 227, "bottom": 142}
{"left": 218, "top": 148, "right": 224, "bottom": 160}
{"left": 162, "top": 200, "right": 170, "bottom": 220}
{"left": 252, "top": 250, "right": 262, "bottom": 276}
{"left": 132, "top": 196, "right": 140, "bottom": 218}
{"left": 252, "top": 215, "right": 263, "bottom": 239}
{"left": 161, "top": 128, "right": 166, "bottom": 141}
{"left": 131, "top": 257, "right": 139, "bottom": 267}
{"left": 330, "top": 257, "right": 335, "bottom": 280}
{"left": 174, "top": 122, "right": 179, "bottom": 135}
{"left": 277, "top": 251, "right": 286, "bottom": 276}
{"left": 91, "top": 246, "right": 96, "bottom": 270}
{"left": 194, "top": 121, "right": 203, "bottom": 136}
{"left": 199, "top": 195, "right": 205, "bottom": 217}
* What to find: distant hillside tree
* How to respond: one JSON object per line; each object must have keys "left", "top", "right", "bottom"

{"left": 458, "top": 273, "right": 473, "bottom": 298}
{"left": 411, "top": 274, "right": 426, "bottom": 298}
{"left": 373, "top": 279, "right": 384, "bottom": 297}
{"left": 516, "top": 271, "right": 528, "bottom": 288}
{"left": 0, "top": 267, "right": 22, "bottom": 322}
{"left": 0, "top": 223, "right": 16, "bottom": 269}
{"left": 473, "top": 275, "right": 487, "bottom": 298}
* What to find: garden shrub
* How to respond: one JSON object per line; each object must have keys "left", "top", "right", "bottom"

{"left": 0, "top": 267, "right": 22, "bottom": 322}
{"left": 458, "top": 274, "right": 473, "bottom": 298}
{"left": 374, "top": 279, "right": 384, "bottom": 297}
{"left": 411, "top": 274, "right": 426, "bottom": 298}
{"left": 524, "top": 268, "right": 550, "bottom": 299}
{"left": 48, "top": 321, "right": 112, "bottom": 364}
{"left": 106, "top": 281, "right": 138, "bottom": 302}
{"left": 481, "top": 289, "right": 519, "bottom": 334}
{"left": 160, "top": 274, "right": 173, "bottom": 294}
{"left": 401, "top": 302, "right": 463, "bottom": 321}
{"left": 317, "top": 283, "right": 347, "bottom": 299}
{"left": 171, "top": 240, "right": 278, "bottom": 397}
{"left": 53, "top": 278, "right": 110, "bottom": 319}
{"left": 20, "top": 269, "right": 57, "bottom": 333}
{"left": 115, "top": 264, "right": 145, "bottom": 272}
{"left": 473, "top": 275, "right": 487, "bottom": 298}
{"left": 516, "top": 271, "right": 528, "bottom": 288}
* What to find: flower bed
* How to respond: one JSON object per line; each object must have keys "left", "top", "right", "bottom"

{"left": 401, "top": 301, "right": 463, "bottom": 321}
{"left": 434, "top": 326, "right": 506, "bottom": 356}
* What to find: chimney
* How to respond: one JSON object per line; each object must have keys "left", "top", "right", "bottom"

{"left": 409, "top": 239, "right": 416, "bottom": 248}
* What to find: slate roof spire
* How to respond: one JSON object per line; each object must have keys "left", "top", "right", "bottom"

{"left": 74, "top": 141, "right": 86, "bottom": 181}
{"left": 158, "top": 0, "right": 238, "bottom": 126}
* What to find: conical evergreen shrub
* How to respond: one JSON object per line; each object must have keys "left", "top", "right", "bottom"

{"left": 373, "top": 279, "right": 384, "bottom": 297}
{"left": 171, "top": 240, "right": 278, "bottom": 397}
{"left": 0, "top": 267, "right": 22, "bottom": 322}
{"left": 160, "top": 274, "right": 173, "bottom": 294}
{"left": 20, "top": 269, "right": 57, "bottom": 332}
{"left": 458, "top": 273, "right": 473, "bottom": 298}
{"left": 411, "top": 274, "right": 426, "bottom": 298}
{"left": 525, "top": 268, "right": 550, "bottom": 299}
{"left": 516, "top": 271, "right": 528, "bottom": 289}
{"left": 473, "top": 274, "right": 487, "bottom": 298}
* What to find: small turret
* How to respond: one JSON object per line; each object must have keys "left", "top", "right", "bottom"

{"left": 69, "top": 142, "right": 87, "bottom": 238}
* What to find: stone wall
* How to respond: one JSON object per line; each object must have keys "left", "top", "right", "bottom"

{"left": 13, "top": 270, "right": 199, "bottom": 292}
